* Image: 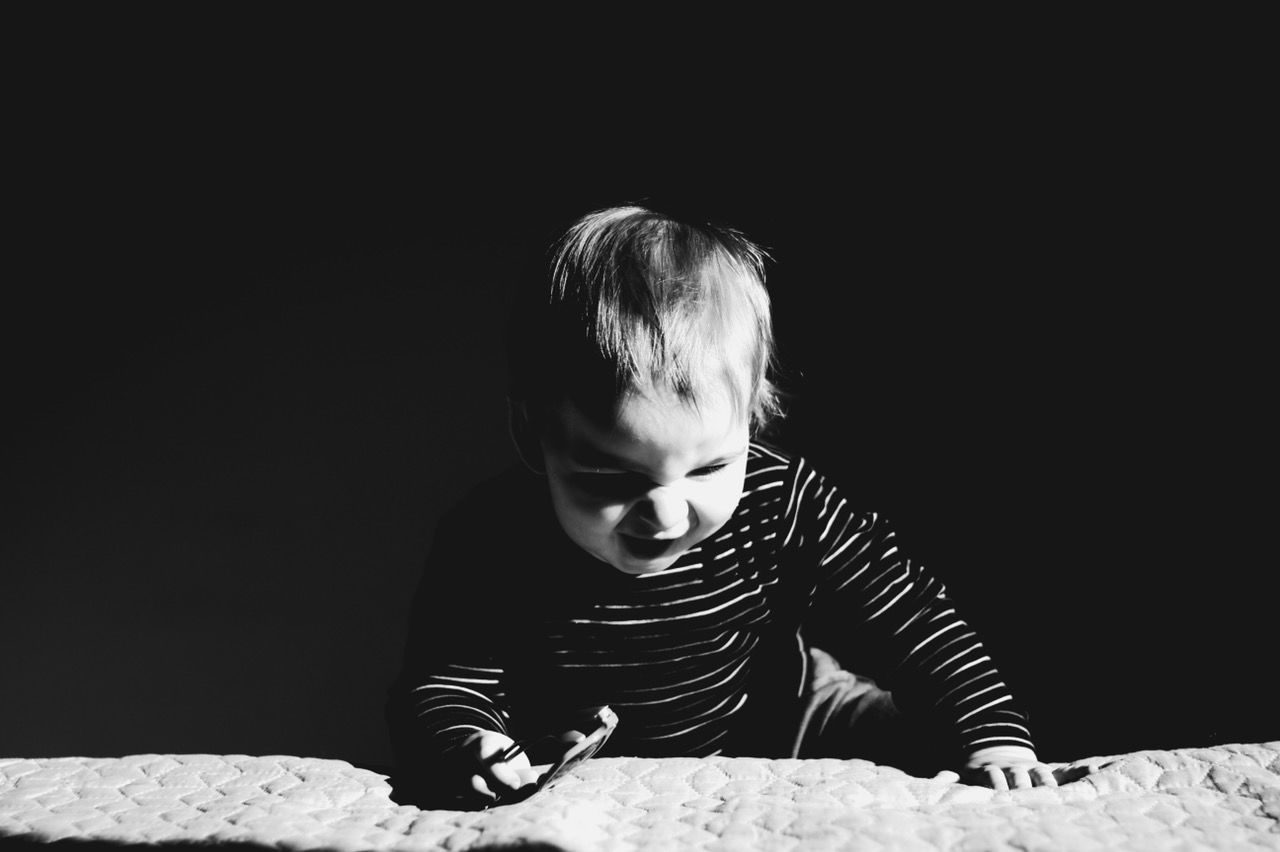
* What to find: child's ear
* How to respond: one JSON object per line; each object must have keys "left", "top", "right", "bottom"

{"left": 506, "top": 398, "right": 545, "bottom": 475}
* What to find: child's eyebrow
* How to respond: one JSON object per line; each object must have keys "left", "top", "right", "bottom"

{"left": 567, "top": 448, "right": 611, "bottom": 467}
{"left": 699, "top": 447, "right": 749, "bottom": 466}
{"left": 569, "top": 444, "right": 748, "bottom": 471}
{"left": 568, "top": 446, "right": 637, "bottom": 469}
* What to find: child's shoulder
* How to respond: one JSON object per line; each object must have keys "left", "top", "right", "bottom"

{"left": 743, "top": 441, "right": 823, "bottom": 502}
{"left": 747, "top": 439, "right": 824, "bottom": 481}
{"left": 744, "top": 440, "right": 879, "bottom": 523}
{"left": 747, "top": 438, "right": 796, "bottom": 469}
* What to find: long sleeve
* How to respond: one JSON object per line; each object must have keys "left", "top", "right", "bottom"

{"left": 385, "top": 502, "right": 516, "bottom": 769}
{"left": 779, "top": 456, "right": 1036, "bottom": 759}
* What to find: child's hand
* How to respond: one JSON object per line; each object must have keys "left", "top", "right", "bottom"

{"left": 453, "top": 730, "right": 546, "bottom": 806}
{"left": 952, "top": 745, "right": 1086, "bottom": 790}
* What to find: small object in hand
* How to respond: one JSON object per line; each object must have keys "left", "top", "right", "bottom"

{"left": 491, "top": 706, "right": 618, "bottom": 805}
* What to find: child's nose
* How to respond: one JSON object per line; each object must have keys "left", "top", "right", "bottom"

{"left": 638, "top": 487, "right": 689, "bottom": 533}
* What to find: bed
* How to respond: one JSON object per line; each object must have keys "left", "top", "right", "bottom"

{"left": 3, "top": 742, "right": 1277, "bottom": 850}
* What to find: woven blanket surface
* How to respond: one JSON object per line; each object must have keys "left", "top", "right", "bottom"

{"left": 2, "top": 743, "right": 1278, "bottom": 851}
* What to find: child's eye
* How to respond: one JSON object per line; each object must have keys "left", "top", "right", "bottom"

{"left": 571, "top": 471, "right": 650, "bottom": 499}
{"left": 569, "top": 460, "right": 733, "bottom": 498}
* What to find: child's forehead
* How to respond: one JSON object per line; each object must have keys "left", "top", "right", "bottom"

{"left": 543, "top": 382, "right": 748, "bottom": 453}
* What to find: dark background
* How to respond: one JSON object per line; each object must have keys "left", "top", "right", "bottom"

{"left": 3, "top": 39, "right": 1273, "bottom": 768}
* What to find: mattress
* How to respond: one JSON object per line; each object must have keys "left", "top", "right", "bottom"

{"left": 2, "top": 743, "right": 1277, "bottom": 851}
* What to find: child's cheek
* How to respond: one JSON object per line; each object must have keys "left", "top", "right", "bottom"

{"left": 694, "top": 466, "right": 749, "bottom": 533}
{"left": 564, "top": 486, "right": 623, "bottom": 514}
{"left": 717, "top": 462, "right": 749, "bottom": 506}
{"left": 565, "top": 489, "right": 629, "bottom": 528}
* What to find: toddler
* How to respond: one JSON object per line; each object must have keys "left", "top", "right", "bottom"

{"left": 387, "top": 205, "right": 1062, "bottom": 808}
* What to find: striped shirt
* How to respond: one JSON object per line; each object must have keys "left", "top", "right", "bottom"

{"left": 387, "top": 442, "right": 1034, "bottom": 764}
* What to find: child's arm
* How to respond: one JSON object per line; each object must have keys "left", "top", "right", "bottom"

{"left": 785, "top": 461, "right": 1054, "bottom": 787}
{"left": 386, "top": 500, "right": 533, "bottom": 806}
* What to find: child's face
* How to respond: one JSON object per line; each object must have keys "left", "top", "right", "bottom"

{"left": 539, "top": 385, "right": 750, "bottom": 576}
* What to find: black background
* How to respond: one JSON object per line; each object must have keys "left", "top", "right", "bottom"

{"left": 3, "top": 30, "right": 1274, "bottom": 767}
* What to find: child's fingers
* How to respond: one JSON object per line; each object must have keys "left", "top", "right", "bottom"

{"left": 458, "top": 730, "right": 534, "bottom": 800}
{"left": 1052, "top": 763, "right": 1100, "bottom": 785}
{"left": 1009, "top": 766, "right": 1034, "bottom": 789}
{"left": 955, "top": 763, "right": 1064, "bottom": 789}
{"left": 469, "top": 773, "right": 498, "bottom": 802}
{"left": 486, "top": 759, "right": 528, "bottom": 793}
{"left": 1031, "top": 765, "right": 1059, "bottom": 787}
{"left": 472, "top": 734, "right": 536, "bottom": 795}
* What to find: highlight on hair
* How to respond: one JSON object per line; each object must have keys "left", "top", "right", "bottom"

{"left": 507, "top": 205, "right": 782, "bottom": 433}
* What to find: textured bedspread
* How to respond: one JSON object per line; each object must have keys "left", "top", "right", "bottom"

{"left": 2, "top": 743, "right": 1277, "bottom": 851}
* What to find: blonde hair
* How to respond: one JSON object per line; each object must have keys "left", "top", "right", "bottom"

{"left": 507, "top": 205, "right": 782, "bottom": 432}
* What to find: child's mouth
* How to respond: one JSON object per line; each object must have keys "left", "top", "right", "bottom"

{"left": 620, "top": 534, "right": 676, "bottom": 560}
